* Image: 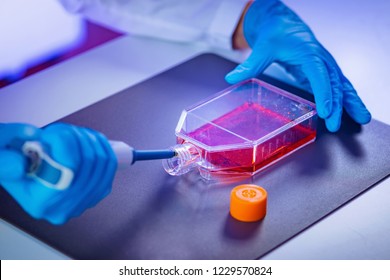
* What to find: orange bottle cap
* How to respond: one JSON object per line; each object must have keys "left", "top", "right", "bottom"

{"left": 230, "top": 184, "right": 267, "bottom": 222}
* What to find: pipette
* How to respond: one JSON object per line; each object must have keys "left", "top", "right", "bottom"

{"left": 21, "top": 140, "right": 176, "bottom": 190}
{"left": 109, "top": 141, "right": 176, "bottom": 168}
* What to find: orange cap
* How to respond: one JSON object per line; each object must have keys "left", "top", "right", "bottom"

{"left": 230, "top": 184, "right": 267, "bottom": 222}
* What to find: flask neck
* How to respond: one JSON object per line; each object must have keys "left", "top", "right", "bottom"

{"left": 163, "top": 143, "right": 200, "bottom": 176}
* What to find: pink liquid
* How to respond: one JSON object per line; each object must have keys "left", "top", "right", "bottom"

{"left": 180, "top": 102, "right": 316, "bottom": 174}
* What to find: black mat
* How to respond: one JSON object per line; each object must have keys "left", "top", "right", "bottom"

{"left": 1, "top": 54, "right": 390, "bottom": 259}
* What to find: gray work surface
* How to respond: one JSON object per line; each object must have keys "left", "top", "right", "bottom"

{"left": 1, "top": 54, "right": 390, "bottom": 259}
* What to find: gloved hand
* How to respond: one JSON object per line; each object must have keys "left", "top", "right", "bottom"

{"left": 0, "top": 123, "right": 117, "bottom": 225}
{"left": 226, "top": 0, "right": 371, "bottom": 132}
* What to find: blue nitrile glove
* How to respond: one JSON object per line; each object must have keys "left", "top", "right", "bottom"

{"left": 225, "top": 0, "right": 371, "bottom": 132}
{"left": 0, "top": 123, "right": 117, "bottom": 225}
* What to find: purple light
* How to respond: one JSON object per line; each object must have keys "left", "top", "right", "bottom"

{"left": 1, "top": 0, "right": 86, "bottom": 79}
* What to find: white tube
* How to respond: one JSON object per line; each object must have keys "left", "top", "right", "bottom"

{"left": 109, "top": 140, "right": 134, "bottom": 169}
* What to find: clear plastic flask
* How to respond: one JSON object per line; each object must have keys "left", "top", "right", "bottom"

{"left": 163, "top": 79, "right": 317, "bottom": 180}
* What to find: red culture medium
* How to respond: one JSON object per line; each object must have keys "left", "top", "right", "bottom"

{"left": 183, "top": 102, "right": 316, "bottom": 175}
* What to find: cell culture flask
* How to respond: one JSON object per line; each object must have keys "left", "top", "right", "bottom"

{"left": 163, "top": 79, "right": 317, "bottom": 180}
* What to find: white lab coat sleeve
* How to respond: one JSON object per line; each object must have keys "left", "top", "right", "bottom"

{"left": 58, "top": 0, "right": 248, "bottom": 50}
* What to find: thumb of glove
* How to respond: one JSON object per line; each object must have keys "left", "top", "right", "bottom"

{"left": 0, "top": 150, "right": 27, "bottom": 181}
{"left": 225, "top": 44, "right": 273, "bottom": 84}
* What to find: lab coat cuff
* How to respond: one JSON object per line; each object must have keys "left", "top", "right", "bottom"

{"left": 207, "top": 0, "right": 249, "bottom": 50}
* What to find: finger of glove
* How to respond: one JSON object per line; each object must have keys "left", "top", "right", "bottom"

{"left": 0, "top": 123, "right": 41, "bottom": 147}
{"left": 63, "top": 127, "right": 101, "bottom": 223}
{"left": 27, "top": 123, "right": 83, "bottom": 223}
{"left": 341, "top": 77, "right": 371, "bottom": 124}
{"left": 44, "top": 125, "right": 97, "bottom": 224}
{"left": 324, "top": 67, "right": 344, "bottom": 132}
{"left": 225, "top": 44, "right": 273, "bottom": 84}
{"left": 81, "top": 129, "right": 116, "bottom": 209}
{"left": 0, "top": 150, "right": 27, "bottom": 180}
{"left": 70, "top": 128, "right": 112, "bottom": 218}
{"left": 41, "top": 123, "right": 81, "bottom": 171}
{"left": 301, "top": 58, "right": 332, "bottom": 119}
